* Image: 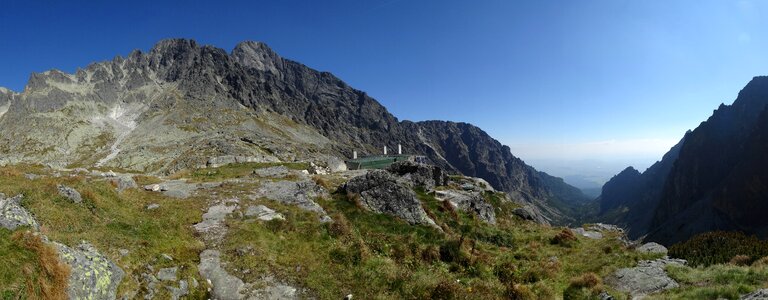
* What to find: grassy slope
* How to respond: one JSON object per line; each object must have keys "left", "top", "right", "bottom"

{"left": 2, "top": 163, "right": 768, "bottom": 299}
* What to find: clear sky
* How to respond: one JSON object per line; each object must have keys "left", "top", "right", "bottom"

{"left": 1, "top": 0, "right": 767, "bottom": 178}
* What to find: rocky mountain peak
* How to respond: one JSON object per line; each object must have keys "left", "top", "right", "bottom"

{"left": 231, "top": 41, "right": 283, "bottom": 75}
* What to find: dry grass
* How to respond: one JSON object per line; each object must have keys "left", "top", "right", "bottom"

{"left": 729, "top": 254, "right": 752, "bottom": 266}
{"left": 12, "top": 231, "right": 70, "bottom": 300}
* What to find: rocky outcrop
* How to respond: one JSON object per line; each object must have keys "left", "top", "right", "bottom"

{"left": 198, "top": 249, "right": 246, "bottom": 299}
{"left": 251, "top": 180, "right": 330, "bottom": 222}
{"left": 606, "top": 257, "right": 686, "bottom": 298}
{"left": 434, "top": 190, "right": 496, "bottom": 224}
{"left": 245, "top": 205, "right": 285, "bottom": 221}
{"left": 386, "top": 160, "right": 448, "bottom": 190}
{"left": 636, "top": 242, "right": 667, "bottom": 255}
{"left": 55, "top": 241, "right": 125, "bottom": 300}
{"left": 0, "top": 194, "right": 39, "bottom": 230}
{"left": 344, "top": 170, "right": 437, "bottom": 227}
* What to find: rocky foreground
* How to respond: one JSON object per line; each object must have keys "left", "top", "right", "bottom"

{"left": 2, "top": 160, "right": 767, "bottom": 299}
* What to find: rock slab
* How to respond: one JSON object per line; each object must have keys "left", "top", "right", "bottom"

{"left": 55, "top": 241, "right": 125, "bottom": 300}
{"left": 344, "top": 170, "right": 436, "bottom": 227}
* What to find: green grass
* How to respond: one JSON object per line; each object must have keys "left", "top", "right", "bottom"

{"left": 182, "top": 162, "right": 309, "bottom": 182}
{"left": 648, "top": 264, "right": 768, "bottom": 300}
{"left": 5, "top": 163, "right": 764, "bottom": 299}
{"left": 0, "top": 165, "right": 208, "bottom": 299}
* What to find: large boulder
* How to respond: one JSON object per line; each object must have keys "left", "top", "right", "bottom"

{"left": 434, "top": 190, "right": 496, "bottom": 224}
{"left": 54, "top": 241, "right": 125, "bottom": 300}
{"left": 344, "top": 170, "right": 437, "bottom": 227}
{"left": 0, "top": 194, "right": 39, "bottom": 230}
{"left": 386, "top": 161, "right": 448, "bottom": 190}
{"left": 606, "top": 258, "right": 686, "bottom": 297}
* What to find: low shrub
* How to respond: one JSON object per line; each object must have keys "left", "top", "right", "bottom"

{"left": 551, "top": 229, "right": 577, "bottom": 247}
{"left": 669, "top": 231, "right": 768, "bottom": 267}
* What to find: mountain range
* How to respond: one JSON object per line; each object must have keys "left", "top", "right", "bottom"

{"left": 0, "top": 39, "right": 591, "bottom": 225}
{"left": 597, "top": 76, "right": 768, "bottom": 245}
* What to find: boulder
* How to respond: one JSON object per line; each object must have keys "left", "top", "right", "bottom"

{"left": 113, "top": 176, "right": 138, "bottom": 191}
{"left": 344, "top": 170, "right": 437, "bottom": 227}
{"left": 58, "top": 184, "right": 83, "bottom": 203}
{"left": 326, "top": 156, "right": 347, "bottom": 173}
{"left": 742, "top": 289, "right": 768, "bottom": 300}
{"left": 637, "top": 242, "right": 668, "bottom": 255}
{"left": 0, "top": 194, "right": 39, "bottom": 230}
{"left": 386, "top": 161, "right": 448, "bottom": 190}
{"left": 606, "top": 257, "right": 686, "bottom": 298}
{"left": 55, "top": 241, "right": 125, "bottom": 300}
{"left": 245, "top": 205, "right": 285, "bottom": 221}
{"left": 434, "top": 190, "right": 496, "bottom": 224}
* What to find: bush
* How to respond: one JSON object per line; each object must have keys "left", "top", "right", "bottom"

{"left": 551, "top": 229, "right": 577, "bottom": 247}
{"left": 505, "top": 283, "right": 536, "bottom": 300}
{"left": 494, "top": 260, "right": 518, "bottom": 285}
{"left": 669, "top": 231, "right": 768, "bottom": 267}
{"left": 729, "top": 255, "right": 752, "bottom": 266}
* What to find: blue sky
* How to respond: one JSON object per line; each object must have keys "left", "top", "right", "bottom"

{"left": 1, "top": 0, "right": 766, "bottom": 178}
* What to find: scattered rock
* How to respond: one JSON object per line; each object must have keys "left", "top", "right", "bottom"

{"left": 252, "top": 180, "right": 329, "bottom": 220}
{"left": 386, "top": 160, "right": 448, "bottom": 190}
{"left": 244, "top": 205, "right": 285, "bottom": 221}
{"left": 308, "top": 162, "right": 329, "bottom": 175}
{"left": 606, "top": 257, "right": 686, "bottom": 298}
{"left": 742, "top": 288, "right": 768, "bottom": 300}
{"left": 435, "top": 190, "right": 496, "bottom": 224}
{"left": 637, "top": 242, "right": 668, "bottom": 255}
{"left": 251, "top": 166, "right": 290, "bottom": 178}
{"left": 145, "top": 184, "right": 161, "bottom": 192}
{"left": 104, "top": 170, "right": 117, "bottom": 177}
{"left": 24, "top": 173, "right": 40, "bottom": 180}
{"left": 198, "top": 249, "right": 245, "bottom": 299}
{"left": 586, "top": 223, "right": 625, "bottom": 234}
{"left": 344, "top": 170, "right": 437, "bottom": 227}
{"left": 146, "top": 203, "right": 160, "bottom": 210}
{"left": 58, "top": 184, "right": 83, "bottom": 203}
{"left": 118, "top": 249, "right": 130, "bottom": 257}
{"left": 157, "top": 267, "right": 178, "bottom": 281}
{"left": 55, "top": 241, "right": 125, "bottom": 300}
{"left": 250, "top": 275, "right": 299, "bottom": 299}
{"left": 161, "top": 253, "right": 174, "bottom": 261}
{"left": 0, "top": 194, "right": 40, "bottom": 230}
{"left": 599, "top": 291, "right": 615, "bottom": 300}
{"left": 194, "top": 201, "right": 238, "bottom": 243}
{"left": 166, "top": 280, "right": 189, "bottom": 300}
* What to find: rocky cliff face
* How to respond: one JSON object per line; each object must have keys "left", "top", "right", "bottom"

{"left": 597, "top": 135, "right": 686, "bottom": 239}
{"left": 0, "top": 38, "right": 588, "bottom": 224}
{"left": 598, "top": 76, "right": 768, "bottom": 244}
